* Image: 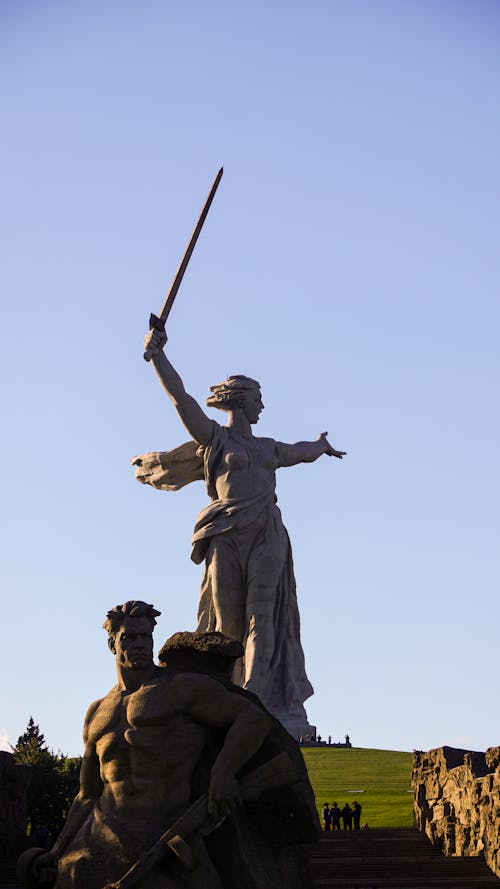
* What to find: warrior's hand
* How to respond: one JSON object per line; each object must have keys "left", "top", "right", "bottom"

{"left": 143, "top": 317, "right": 167, "bottom": 360}
{"left": 208, "top": 770, "right": 243, "bottom": 819}
{"left": 17, "top": 848, "right": 57, "bottom": 889}
{"left": 318, "top": 432, "right": 346, "bottom": 459}
{"left": 32, "top": 852, "right": 57, "bottom": 886}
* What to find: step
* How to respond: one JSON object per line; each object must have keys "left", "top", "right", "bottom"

{"left": 310, "top": 829, "right": 500, "bottom": 889}
{"left": 2, "top": 831, "right": 499, "bottom": 889}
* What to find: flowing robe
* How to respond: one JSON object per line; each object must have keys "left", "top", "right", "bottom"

{"left": 133, "top": 424, "right": 313, "bottom": 722}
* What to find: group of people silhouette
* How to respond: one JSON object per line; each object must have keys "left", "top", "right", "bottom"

{"left": 322, "top": 800, "right": 363, "bottom": 831}
{"left": 298, "top": 733, "right": 351, "bottom": 747}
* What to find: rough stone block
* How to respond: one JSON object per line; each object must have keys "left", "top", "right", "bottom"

{"left": 412, "top": 745, "right": 500, "bottom": 880}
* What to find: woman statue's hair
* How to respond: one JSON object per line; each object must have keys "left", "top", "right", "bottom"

{"left": 206, "top": 375, "right": 260, "bottom": 411}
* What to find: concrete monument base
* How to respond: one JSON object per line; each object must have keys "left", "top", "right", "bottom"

{"left": 279, "top": 716, "right": 317, "bottom": 742}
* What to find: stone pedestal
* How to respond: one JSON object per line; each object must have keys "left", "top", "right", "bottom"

{"left": 279, "top": 715, "right": 316, "bottom": 742}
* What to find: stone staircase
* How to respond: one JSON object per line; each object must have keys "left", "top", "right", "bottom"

{"left": 3, "top": 831, "right": 499, "bottom": 888}
{"left": 311, "top": 829, "right": 500, "bottom": 888}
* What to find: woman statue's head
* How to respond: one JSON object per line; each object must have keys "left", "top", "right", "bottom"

{"left": 206, "top": 375, "right": 264, "bottom": 423}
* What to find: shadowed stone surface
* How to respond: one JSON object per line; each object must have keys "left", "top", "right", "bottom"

{"left": 17, "top": 603, "right": 319, "bottom": 889}
{"left": 134, "top": 331, "right": 346, "bottom": 735}
{"left": 412, "top": 745, "right": 500, "bottom": 879}
{"left": 0, "top": 754, "right": 31, "bottom": 860}
{"left": 311, "top": 829, "right": 500, "bottom": 887}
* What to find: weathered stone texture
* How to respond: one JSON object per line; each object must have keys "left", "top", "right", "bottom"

{"left": 138, "top": 324, "right": 346, "bottom": 736}
{"left": 17, "top": 604, "right": 319, "bottom": 889}
{"left": 0, "top": 751, "right": 31, "bottom": 858}
{"left": 412, "top": 745, "right": 500, "bottom": 879}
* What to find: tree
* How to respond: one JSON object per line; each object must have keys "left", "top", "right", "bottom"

{"left": 13, "top": 717, "right": 47, "bottom": 765}
{"left": 12, "top": 718, "right": 81, "bottom": 838}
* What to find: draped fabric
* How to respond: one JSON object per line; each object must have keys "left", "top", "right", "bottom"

{"left": 132, "top": 424, "right": 314, "bottom": 721}
{"left": 193, "top": 425, "right": 313, "bottom": 719}
{"left": 131, "top": 441, "right": 204, "bottom": 491}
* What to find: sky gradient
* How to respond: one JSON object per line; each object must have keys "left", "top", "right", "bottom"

{"left": 1, "top": 0, "right": 499, "bottom": 757}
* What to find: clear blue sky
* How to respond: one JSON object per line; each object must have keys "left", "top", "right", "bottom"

{"left": 1, "top": 0, "right": 499, "bottom": 757}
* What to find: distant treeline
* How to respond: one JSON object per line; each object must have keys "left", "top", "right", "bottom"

{"left": 12, "top": 717, "right": 81, "bottom": 839}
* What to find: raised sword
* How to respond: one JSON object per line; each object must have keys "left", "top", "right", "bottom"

{"left": 143, "top": 166, "right": 223, "bottom": 361}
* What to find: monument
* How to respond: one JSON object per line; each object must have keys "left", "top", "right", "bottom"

{"left": 16, "top": 170, "right": 335, "bottom": 887}
{"left": 17, "top": 601, "right": 320, "bottom": 888}
{"left": 133, "top": 170, "right": 346, "bottom": 739}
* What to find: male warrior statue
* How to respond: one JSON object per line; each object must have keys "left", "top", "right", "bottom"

{"left": 18, "top": 601, "right": 318, "bottom": 889}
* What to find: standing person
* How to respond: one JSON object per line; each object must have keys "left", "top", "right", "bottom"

{"left": 138, "top": 326, "right": 346, "bottom": 725}
{"left": 342, "top": 803, "right": 353, "bottom": 830}
{"left": 330, "top": 802, "right": 341, "bottom": 831}
{"left": 322, "top": 803, "right": 331, "bottom": 832}
{"left": 352, "top": 800, "right": 362, "bottom": 830}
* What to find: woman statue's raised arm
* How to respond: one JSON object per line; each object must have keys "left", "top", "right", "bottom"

{"left": 143, "top": 326, "right": 214, "bottom": 447}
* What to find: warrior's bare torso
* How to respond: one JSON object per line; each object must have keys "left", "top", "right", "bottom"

{"left": 87, "top": 670, "right": 209, "bottom": 825}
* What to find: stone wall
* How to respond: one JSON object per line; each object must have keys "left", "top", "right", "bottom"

{"left": 0, "top": 752, "right": 31, "bottom": 859}
{"left": 412, "top": 745, "right": 500, "bottom": 879}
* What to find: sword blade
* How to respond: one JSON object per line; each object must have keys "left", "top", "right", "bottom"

{"left": 158, "top": 166, "right": 223, "bottom": 324}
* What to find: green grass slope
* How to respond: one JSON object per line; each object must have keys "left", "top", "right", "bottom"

{"left": 302, "top": 747, "right": 414, "bottom": 828}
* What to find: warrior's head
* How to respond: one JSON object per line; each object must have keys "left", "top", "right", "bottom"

{"left": 103, "top": 600, "right": 160, "bottom": 669}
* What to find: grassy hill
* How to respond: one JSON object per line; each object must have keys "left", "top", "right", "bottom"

{"left": 302, "top": 746, "right": 414, "bottom": 828}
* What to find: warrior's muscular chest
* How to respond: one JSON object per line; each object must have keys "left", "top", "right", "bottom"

{"left": 87, "top": 674, "right": 201, "bottom": 761}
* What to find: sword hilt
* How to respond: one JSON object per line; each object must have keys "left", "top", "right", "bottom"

{"left": 143, "top": 313, "right": 167, "bottom": 362}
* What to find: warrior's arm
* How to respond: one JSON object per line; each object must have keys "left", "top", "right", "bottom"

{"left": 51, "top": 701, "right": 104, "bottom": 857}
{"left": 144, "top": 327, "right": 214, "bottom": 447}
{"left": 175, "top": 675, "right": 272, "bottom": 817}
{"left": 26, "top": 702, "right": 104, "bottom": 885}
{"left": 277, "top": 432, "right": 346, "bottom": 467}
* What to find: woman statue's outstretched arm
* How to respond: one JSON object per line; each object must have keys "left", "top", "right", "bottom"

{"left": 277, "top": 432, "right": 346, "bottom": 467}
{"left": 144, "top": 326, "right": 214, "bottom": 446}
